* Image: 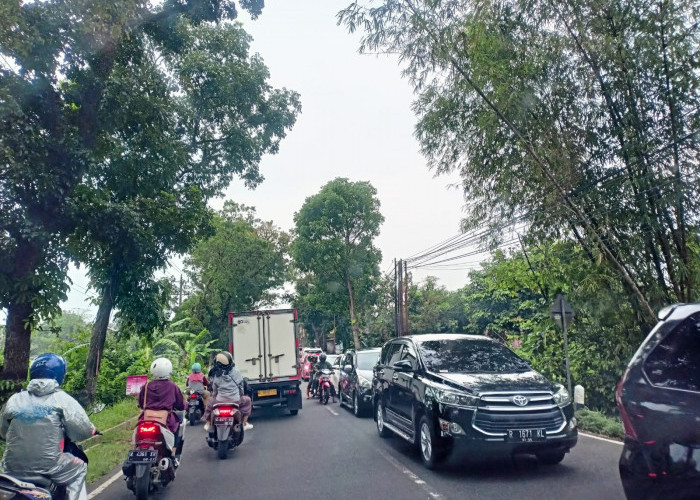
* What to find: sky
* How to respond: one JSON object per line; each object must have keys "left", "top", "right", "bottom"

{"left": 59, "top": 0, "right": 486, "bottom": 318}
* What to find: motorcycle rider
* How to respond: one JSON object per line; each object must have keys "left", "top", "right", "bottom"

{"left": 310, "top": 353, "right": 337, "bottom": 403}
{"left": 0, "top": 353, "right": 97, "bottom": 500}
{"left": 203, "top": 352, "right": 253, "bottom": 431}
{"left": 137, "top": 358, "right": 185, "bottom": 463}
{"left": 305, "top": 354, "right": 319, "bottom": 399}
{"left": 185, "top": 362, "right": 210, "bottom": 408}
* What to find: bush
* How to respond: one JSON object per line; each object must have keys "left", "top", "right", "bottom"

{"left": 576, "top": 408, "right": 624, "bottom": 439}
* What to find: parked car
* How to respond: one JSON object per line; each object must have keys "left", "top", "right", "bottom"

{"left": 301, "top": 353, "right": 320, "bottom": 381}
{"left": 616, "top": 303, "right": 700, "bottom": 500}
{"left": 373, "top": 334, "right": 578, "bottom": 469}
{"left": 339, "top": 348, "right": 381, "bottom": 417}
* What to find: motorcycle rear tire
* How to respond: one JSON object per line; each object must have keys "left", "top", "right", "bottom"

{"left": 189, "top": 413, "right": 196, "bottom": 426}
{"left": 135, "top": 470, "right": 150, "bottom": 500}
{"left": 217, "top": 442, "right": 228, "bottom": 460}
{"left": 321, "top": 387, "right": 329, "bottom": 405}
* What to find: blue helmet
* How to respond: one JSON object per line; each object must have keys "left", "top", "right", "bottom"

{"left": 30, "top": 353, "right": 67, "bottom": 385}
{"left": 191, "top": 362, "right": 202, "bottom": 373}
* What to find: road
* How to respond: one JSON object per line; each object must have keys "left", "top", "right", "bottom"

{"left": 93, "top": 387, "right": 626, "bottom": 500}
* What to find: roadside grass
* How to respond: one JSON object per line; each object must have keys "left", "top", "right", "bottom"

{"left": 576, "top": 408, "right": 624, "bottom": 440}
{"left": 84, "top": 398, "right": 140, "bottom": 484}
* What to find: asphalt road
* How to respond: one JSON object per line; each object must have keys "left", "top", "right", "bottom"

{"left": 93, "top": 387, "right": 626, "bottom": 500}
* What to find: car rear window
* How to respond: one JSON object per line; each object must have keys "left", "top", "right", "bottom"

{"left": 357, "top": 351, "right": 379, "bottom": 370}
{"left": 644, "top": 314, "right": 700, "bottom": 392}
{"left": 417, "top": 338, "right": 531, "bottom": 374}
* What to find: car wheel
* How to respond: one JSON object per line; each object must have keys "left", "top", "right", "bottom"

{"left": 418, "top": 416, "right": 450, "bottom": 469}
{"left": 536, "top": 450, "right": 566, "bottom": 465}
{"left": 376, "top": 401, "right": 392, "bottom": 438}
{"left": 353, "top": 392, "right": 361, "bottom": 417}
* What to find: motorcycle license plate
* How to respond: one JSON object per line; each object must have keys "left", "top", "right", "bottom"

{"left": 127, "top": 450, "right": 158, "bottom": 464}
{"left": 506, "top": 428, "right": 546, "bottom": 442}
{"left": 257, "top": 389, "right": 277, "bottom": 397}
{"left": 213, "top": 417, "right": 234, "bottom": 425}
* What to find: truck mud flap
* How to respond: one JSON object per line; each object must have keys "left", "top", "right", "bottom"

{"left": 287, "top": 391, "right": 302, "bottom": 410}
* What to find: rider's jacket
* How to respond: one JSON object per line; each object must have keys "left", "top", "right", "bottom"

{"left": 314, "top": 361, "right": 333, "bottom": 372}
{"left": 211, "top": 367, "right": 244, "bottom": 403}
{"left": 186, "top": 372, "right": 209, "bottom": 394}
{"left": 138, "top": 380, "right": 185, "bottom": 434}
{"left": 0, "top": 379, "right": 95, "bottom": 474}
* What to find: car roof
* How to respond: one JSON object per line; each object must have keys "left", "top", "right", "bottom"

{"left": 402, "top": 333, "right": 497, "bottom": 343}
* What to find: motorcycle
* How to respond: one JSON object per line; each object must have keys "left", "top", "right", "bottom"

{"left": 186, "top": 391, "right": 204, "bottom": 426}
{"left": 0, "top": 439, "right": 88, "bottom": 500}
{"left": 206, "top": 403, "right": 244, "bottom": 460}
{"left": 318, "top": 369, "right": 334, "bottom": 405}
{"left": 123, "top": 412, "right": 184, "bottom": 500}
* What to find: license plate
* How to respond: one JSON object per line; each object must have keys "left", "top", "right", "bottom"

{"left": 257, "top": 388, "right": 277, "bottom": 397}
{"left": 506, "top": 428, "right": 546, "bottom": 442}
{"left": 128, "top": 450, "right": 157, "bottom": 464}
{"left": 213, "top": 417, "right": 234, "bottom": 425}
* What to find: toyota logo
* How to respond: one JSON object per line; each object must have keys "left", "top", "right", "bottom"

{"left": 512, "top": 395, "right": 529, "bottom": 406}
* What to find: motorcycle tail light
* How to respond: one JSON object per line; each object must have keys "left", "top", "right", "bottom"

{"left": 190, "top": 393, "right": 197, "bottom": 399}
{"left": 217, "top": 406, "right": 234, "bottom": 417}
{"left": 137, "top": 424, "right": 159, "bottom": 438}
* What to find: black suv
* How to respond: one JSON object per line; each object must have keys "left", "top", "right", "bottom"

{"left": 373, "top": 334, "right": 578, "bottom": 468}
{"left": 616, "top": 303, "right": 700, "bottom": 500}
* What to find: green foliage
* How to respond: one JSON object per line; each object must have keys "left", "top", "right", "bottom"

{"left": 179, "top": 204, "right": 289, "bottom": 347}
{"left": 576, "top": 409, "right": 624, "bottom": 440}
{"left": 291, "top": 178, "right": 384, "bottom": 349}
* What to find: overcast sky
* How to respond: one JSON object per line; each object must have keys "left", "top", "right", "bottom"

{"left": 59, "top": 0, "right": 484, "bottom": 318}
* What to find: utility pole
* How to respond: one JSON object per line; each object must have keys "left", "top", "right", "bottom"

{"left": 397, "top": 259, "right": 404, "bottom": 336}
{"left": 178, "top": 274, "right": 183, "bottom": 307}
{"left": 394, "top": 259, "right": 400, "bottom": 337}
{"left": 402, "top": 260, "right": 410, "bottom": 336}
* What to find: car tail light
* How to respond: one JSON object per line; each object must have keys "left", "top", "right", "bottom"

{"left": 616, "top": 369, "right": 638, "bottom": 440}
{"left": 137, "top": 424, "right": 159, "bottom": 439}
{"left": 283, "top": 388, "right": 297, "bottom": 395}
{"left": 217, "top": 406, "right": 234, "bottom": 417}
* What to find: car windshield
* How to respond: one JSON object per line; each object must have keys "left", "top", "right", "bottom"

{"left": 357, "top": 351, "right": 379, "bottom": 370}
{"left": 417, "top": 338, "right": 531, "bottom": 374}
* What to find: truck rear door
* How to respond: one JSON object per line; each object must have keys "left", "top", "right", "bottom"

{"left": 230, "top": 312, "right": 264, "bottom": 381}
{"left": 262, "top": 310, "right": 298, "bottom": 379}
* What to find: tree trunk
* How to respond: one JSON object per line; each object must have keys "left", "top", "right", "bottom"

{"left": 2, "top": 302, "right": 34, "bottom": 381}
{"left": 84, "top": 277, "right": 117, "bottom": 404}
{"left": 346, "top": 277, "right": 361, "bottom": 350}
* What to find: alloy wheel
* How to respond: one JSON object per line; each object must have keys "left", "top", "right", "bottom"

{"left": 420, "top": 422, "right": 433, "bottom": 462}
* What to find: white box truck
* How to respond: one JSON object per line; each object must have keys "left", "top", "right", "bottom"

{"left": 228, "top": 309, "right": 302, "bottom": 415}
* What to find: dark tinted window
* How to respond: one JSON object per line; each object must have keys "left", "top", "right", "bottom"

{"left": 387, "top": 343, "right": 403, "bottom": 366}
{"left": 417, "top": 338, "right": 530, "bottom": 373}
{"left": 644, "top": 315, "right": 700, "bottom": 391}
{"left": 357, "top": 351, "right": 379, "bottom": 370}
{"left": 400, "top": 343, "right": 418, "bottom": 370}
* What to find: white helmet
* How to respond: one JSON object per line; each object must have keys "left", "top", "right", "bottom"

{"left": 150, "top": 358, "right": 173, "bottom": 380}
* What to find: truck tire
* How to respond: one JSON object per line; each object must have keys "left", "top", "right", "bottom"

{"left": 289, "top": 409, "right": 299, "bottom": 416}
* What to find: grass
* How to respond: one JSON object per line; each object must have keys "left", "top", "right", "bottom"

{"left": 576, "top": 408, "right": 624, "bottom": 440}
{"left": 84, "top": 398, "right": 140, "bottom": 484}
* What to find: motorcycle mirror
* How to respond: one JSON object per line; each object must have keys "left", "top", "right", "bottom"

{"left": 343, "top": 365, "right": 353, "bottom": 374}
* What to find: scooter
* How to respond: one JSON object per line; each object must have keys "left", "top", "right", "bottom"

{"left": 123, "top": 412, "right": 184, "bottom": 500}
{"left": 318, "top": 369, "right": 334, "bottom": 405}
{"left": 206, "top": 403, "right": 244, "bottom": 460}
{"left": 0, "top": 439, "right": 88, "bottom": 500}
{"left": 187, "top": 392, "right": 204, "bottom": 426}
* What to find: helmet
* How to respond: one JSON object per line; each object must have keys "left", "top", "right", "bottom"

{"left": 308, "top": 354, "right": 318, "bottom": 363}
{"left": 191, "top": 362, "right": 202, "bottom": 373}
{"left": 214, "top": 352, "right": 234, "bottom": 372}
{"left": 30, "top": 353, "right": 67, "bottom": 385}
{"left": 319, "top": 353, "right": 327, "bottom": 363}
{"left": 150, "top": 358, "right": 173, "bottom": 380}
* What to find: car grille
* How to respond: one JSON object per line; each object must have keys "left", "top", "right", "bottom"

{"left": 473, "top": 391, "right": 565, "bottom": 435}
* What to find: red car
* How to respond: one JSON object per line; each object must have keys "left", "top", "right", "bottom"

{"left": 301, "top": 352, "right": 322, "bottom": 381}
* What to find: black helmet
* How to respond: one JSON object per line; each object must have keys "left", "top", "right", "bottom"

{"left": 215, "top": 351, "right": 234, "bottom": 373}
{"left": 319, "top": 353, "right": 327, "bottom": 363}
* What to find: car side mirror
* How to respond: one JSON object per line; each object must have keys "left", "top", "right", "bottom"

{"left": 343, "top": 364, "right": 353, "bottom": 374}
{"left": 392, "top": 360, "right": 413, "bottom": 372}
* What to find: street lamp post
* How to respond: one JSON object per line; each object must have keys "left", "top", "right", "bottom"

{"left": 550, "top": 294, "right": 574, "bottom": 396}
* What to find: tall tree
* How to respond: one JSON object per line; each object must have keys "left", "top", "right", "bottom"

{"left": 0, "top": 0, "right": 299, "bottom": 383}
{"left": 180, "top": 205, "right": 289, "bottom": 346}
{"left": 339, "top": 0, "right": 700, "bottom": 329}
{"left": 291, "top": 178, "right": 384, "bottom": 350}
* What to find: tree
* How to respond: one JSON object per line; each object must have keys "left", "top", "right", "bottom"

{"left": 339, "top": 0, "right": 700, "bottom": 330}
{"left": 179, "top": 205, "right": 289, "bottom": 346}
{"left": 0, "top": 0, "right": 299, "bottom": 384}
{"left": 291, "top": 178, "right": 384, "bottom": 349}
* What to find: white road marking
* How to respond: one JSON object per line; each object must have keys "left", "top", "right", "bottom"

{"left": 88, "top": 470, "right": 123, "bottom": 499}
{"left": 377, "top": 448, "right": 443, "bottom": 499}
{"left": 325, "top": 407, "right": 339, "bottom": 416}
{"left": 579, "top": 431, "right": 623, "bottom": 446}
